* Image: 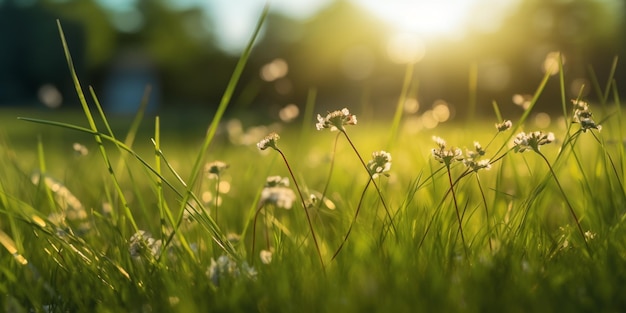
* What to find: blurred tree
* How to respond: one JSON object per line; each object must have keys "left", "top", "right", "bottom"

{"left": 0, "top": 0, "right": 85, "bottom": 106}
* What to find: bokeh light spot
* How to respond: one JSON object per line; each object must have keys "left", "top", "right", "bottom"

{"left": 513, "top": 94, "right": 532, "bottom": 110}
{"left": 279, "top": 104, "right": 300, "bottom": 122}
{"left": 534, "top": 112, "right": 551, "bottom": 128}
{"left": 421, "top": 110, "right": 439, "bottom": 129}
{"left": 260, "top": 58, "right": 289, "bottom": 82}
{"left": 432, "top": 100, "right": 450, "bottom": 122}
{"left": 218, "top": 181, "right": 231, "bottom": 194}
{"left": 542, "top": 51, "right": 563, "bottom": 76}
{"left": 403, "top": 98, "right": 419, "bottom": 114}
{"left": 38, "top": 84, "right": 63, "bottom": 108}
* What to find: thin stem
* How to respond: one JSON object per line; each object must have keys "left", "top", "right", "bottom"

{"left": 332, "top": 179, "right": 372, "bottom": 261}
{"left": 447, "top": 166, "right": 468, "bottom": 259}
{"left": 276, "top": 148, "right": 325, "bottom": 271}
{"left": 251, "top": 203, "right": 264, "bottom": 265}
{"left": 340, "top": 130, "right": 397, "bottom": 235}
{"left": 317, "top": 132, "right": 341, "bottom": 211}
{"left": 537, "top": 151, "right": 591, "bottom": 253}
{"left": 215, "top": 175, "right": 220, "bottom": 225}
{"left": 475, "top": 174, "right": 493, "bottom": 253}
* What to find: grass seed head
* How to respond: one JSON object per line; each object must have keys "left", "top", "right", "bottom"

{"left": 367, "top": 150, "right": 392, "bottom": 178}
{"left": 315, "top": 108, "right": 357, "bottom": 132}
{"left": 257, "top": 132, "right": 280, "bottom": 151}
{"left": 495, "top": 120, "right": 512, "bottom": 132}
{"left": 432, "top": 136, "right": 463, "bottom": 166}
{"left": 261, "top": 176, "right": 296, "bottom": 209}
{"left": 513, "top": 131, "right": 554, "bottom": 153}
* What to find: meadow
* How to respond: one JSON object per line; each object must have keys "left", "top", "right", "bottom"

{"left": 1, "top": 16, "right": 626, "bottom": 313}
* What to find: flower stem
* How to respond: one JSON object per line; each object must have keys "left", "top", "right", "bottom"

{"left": 215, "top": 175, "right": 220, "bottom": 225}
{"left": 332, "top": 179, "right": 371, "bottom": 261}
{"left": 276, "top": 148, "right": 325, "bottom": 271}
{"left": 341, "top": 130, "right": 397, "bottom": 235}
{"left": 251, "top": 203, "right": 264, "bottom": 265}
{"left": 475, "top": 174, "right": 493, "bottom": 253}
{"left": 447, "top": 166, "right": 468, "bottom": 259}
{"left": 537, "top": 151, "right": 591, "bottom": 253}
{"left": 317, "top": 132, "right": 341, "bottom": 211}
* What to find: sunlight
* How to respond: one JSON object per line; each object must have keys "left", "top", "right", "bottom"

{"left": 354, "top": 0, "right": 477, "bottom": 38}
{"left": 354, "top": 0, "right": 521, "bottom": 40}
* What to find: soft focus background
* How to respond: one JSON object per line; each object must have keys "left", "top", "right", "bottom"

{"left": 0, "top": 0, "right": 624, "bottom": 123}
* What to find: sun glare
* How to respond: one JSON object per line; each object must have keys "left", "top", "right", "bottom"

{"left": 354, "top": 0, "right": 478, "bottom": 39}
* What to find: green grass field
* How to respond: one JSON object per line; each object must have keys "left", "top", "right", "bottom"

{"left": 1, "top": 15, "right": 626, "bottom": 313}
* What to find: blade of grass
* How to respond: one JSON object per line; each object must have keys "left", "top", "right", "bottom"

{"left": 468, "top": 61, "right": 478, "bottom": 123}
{"left": 170, "top": 5, "right": 270, "bottom": 258}
{"left": 297, "top": 87, "right": 317, "bottom": 158}
{"left": 388, "top": 62, "right": 415, "bottom": 149}
{"left": 114, "top": 85, "right": 152, "bottom": 175}
{"left": 603, "top": 56, "right": 619, "bottom": 103}
{"left": 57, "top": 20, "right": 138, "bottom": 232}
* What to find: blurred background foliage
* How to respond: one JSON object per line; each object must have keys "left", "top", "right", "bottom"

{"left": 0, "top": 0, "right": 624, "bottom": 122}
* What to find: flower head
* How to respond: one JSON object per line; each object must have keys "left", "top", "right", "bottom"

{"left": 260, "top": 249, "right": 273, "bottom": 264}
{"left": 431, "top": 136, "right": 463, "bottom": 166}
{"left": 207, "top": 254, "right": 257, "bottom": 286}
{"left": 257, "top": 132, "right": 280, "bottom": 151}
{"left": 572, "top": 99, "right": 601, "bottom": 132}
{"left": 513, "top": 131, "right": 555, "bottom": 153}
{"left": 367, "top": 150, "right": 392, "bottom": 179}
{"left": 205, "top": 161, "right": 229, "bottom": 179}
{"left": 462, "top": 141, "right": 491, "bottom": 172}
{"left": 129, "top": 230, "right": 162, "bottom": 259}
{"left": 495, "top": 120, "right": 512, "bottom": 132}
{"left": 315, "top": 108, "right": 357, "bottom": 132}
{"left": 260, "top": 176, "right": 296, "bottom": 209}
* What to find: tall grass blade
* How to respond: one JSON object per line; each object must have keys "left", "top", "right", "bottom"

{"left": 170, "top": 5, "right": 270, "bottom": 258}
{"left": 57, "top": 20, "right": 139, "bottom": 232}
{"left": 388, "top": 62, "right": 415, "bottom": 149}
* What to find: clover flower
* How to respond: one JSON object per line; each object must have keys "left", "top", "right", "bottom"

{"left": 513, "top": 131, "right": 555, "bottom": 153}
{"left": 257, "top": 132, "right": 280, "bottom": 151}
{"left": 207, "top": 254, "right": 257, "bottom": 286}
{"left": 431, "top": 136, "right": 463, "bottom": 166}
{"left": 260, "top": 176, "right": 296, "bottom": 209}
{"left": 205, "top": 161, "right": 229, "bottom": 180}
{"left": 366, "top": 150, "right": 392, "bottom": 179}
{"left": 463, "top": 141, "right": 491, "bottom": 171}
{"left": 260, "top": 249, "right": 273, "bottom": 264}
{"left": 495, "top": 120, "right": 512, "bottom": 132}
{"left": 315, "top": 108, "right": 357, "bottom": 132}
{"left": 572, "top": 99, "right": 601, "bottom": 132}
{"left": 129, "top": 230, "right": 162, "bottom": 259}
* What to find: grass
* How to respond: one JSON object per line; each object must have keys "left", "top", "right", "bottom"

{"left": 1, "top": 13, "right": 626, "bottom": 313}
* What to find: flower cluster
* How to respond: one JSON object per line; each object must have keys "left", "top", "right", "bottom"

{"left": 462, "top": 141, "right": 491, "bottom": 172}
{"left": 572, "top": 99, "right": 601, "bottom": 132}
{"left": 431, "top": 136, "right": 463, "bottom": 166}
{"left": 260, "top": 249, "right": 273, "bottom": 264}
{"left": 513, "top": 131, "right": 555, "bottom": 153}
{"left": 257, "top": 132, "right": 280, "bottom": 151}
{"left": 260, "top": 176, "right": 296, "bottom": 209}
{"left": 205, "top": 161, "right": 229, "bottom": 179}
{"left": 315, "top": 108, "right": 357, "bottom": 132}
{"left": 206, "top": 254, "right": 257, "bottom": 286}
{"left": 495, "top": 120, "right": 512, "bottom": 132}
{"left": 367, "top": 150, "right": 392, "bottom": 179}
{"left": 129, "top": 230, "right": 162, "bottom": 259}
